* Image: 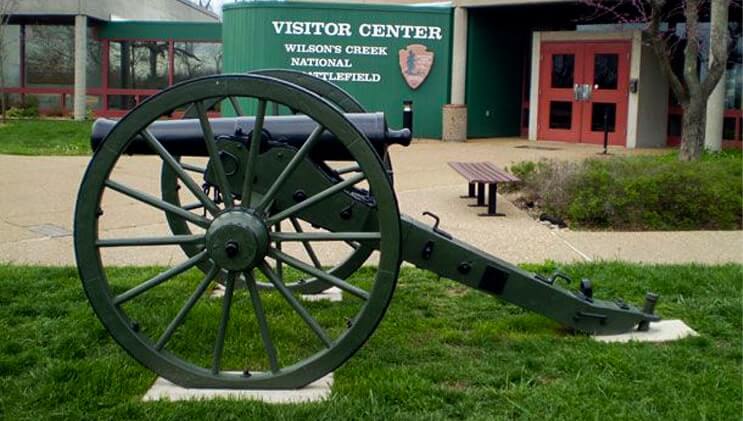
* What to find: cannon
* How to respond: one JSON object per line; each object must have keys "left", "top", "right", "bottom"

{"left": 74, "top": 70, "right": 660, "bottom": 390}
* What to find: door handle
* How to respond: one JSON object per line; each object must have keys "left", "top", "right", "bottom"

{"left": 582, "top": 84, "right": 592, "bottom": 101}
{"left": 573, "top": 84, "right": 581, "bottom": 101}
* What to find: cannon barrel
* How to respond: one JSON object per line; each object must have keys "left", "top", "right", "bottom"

{"left": 91, "top": 112, "right": 412, "bottom": 161}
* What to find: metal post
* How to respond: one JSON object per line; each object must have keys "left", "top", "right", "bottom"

{"left": 476, "top": 183, "right": 485, "bottom": 206}
{"left": 403, "top": 100, "right": 413, "bottom": 134}
{"left": 602, "top": 107, "right": 609, "bottom": 155}
{"left": 468, "top": 183, "right": 475, "bottom": 197}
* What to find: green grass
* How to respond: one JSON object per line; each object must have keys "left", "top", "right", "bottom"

{"left": 0, "top": 263, "right": 740, "bottom": 420}
{"left": 0, "top": 119, "right": 91, "bottom": 155}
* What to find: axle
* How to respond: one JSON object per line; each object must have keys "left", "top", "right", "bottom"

{"left": 91, "top": 113, "right": 412, "bottom": 161}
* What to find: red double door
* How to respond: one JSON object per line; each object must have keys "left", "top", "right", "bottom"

{"left": 538, "top": 41, "right": 631, "bottom": 145}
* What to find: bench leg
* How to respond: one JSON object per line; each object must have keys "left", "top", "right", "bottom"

{"left": 468, "top": 183, "right": 487, "bottom": 208}
{"left": 479, "top": 183, "right": 505, "bottom": 217}
{"left": 460, "top": 182, "right": 476, "bottom": 199}
{"left": 488, "top": 184, "right": 497, "bottom": 214}
{"left": 477, "top": 183, "right": 485, "bottom": 206}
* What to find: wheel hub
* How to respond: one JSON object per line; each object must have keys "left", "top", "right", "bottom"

{"left": 206, "top": 210, "right": 268, "bottom": 271}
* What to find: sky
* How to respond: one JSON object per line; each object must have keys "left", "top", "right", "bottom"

{"left": 201, "top": 0, "right": 235, "bottom": 16}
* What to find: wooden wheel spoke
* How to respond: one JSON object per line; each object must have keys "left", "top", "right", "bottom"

{"left": 179, "top": 162, "right": 206, "bottom": 174}
{"left": 114, "top": 250, "right": 208, "bottom": 305}
{"left": 274, "top": 222, "right": 284, "bottom": 283}
{"left": 155, "top": 264, "right": 219, "bottom": 351}
{"left": 268, "top": 248, "right": 369, "bottom": 300}
{"left": 258, "top": 262, "right": 333, "bottom": 348}
{"left": 105, "top": 179, "right": 210, "bottom": 228}
{"left": 288, "top": 217, "right": 323, "bottom": 269}
{"left": 241, "top": 99, "right": 267, "bottom": 207}
{"left": 255, "top": 125, "right": 325, "bottom": 213}
{"left": 182, "top": 202, "right": 204, "bottom": 211}
{"left": 266, "top": 173, "right": 365, "bottom": 225}
{"left": 141, "top": 129, "right": 219, "bottom": 216}
{"left": 244, "top": 271, "right": 280, "bottom": 373}
{"left": 97, "top": 234, "right": 205, "bottom": 248}
{"left": 229, "top": 96, "right": 245, "bottom": 116}
{"left": 212, "top": 272, "right": 237, "bottom": 374}
{"left": 270, "top": 232, "right": 380, "bottom": 243}
{"left": 195, "top": 101, "right": 234, "bottom": 208}
{"left": 335, "top": 164, "right": 360, "bottom": 175}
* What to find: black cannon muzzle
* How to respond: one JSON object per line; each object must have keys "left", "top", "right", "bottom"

{"left": 91, "top": 113, "right": 412, "bottom": 161}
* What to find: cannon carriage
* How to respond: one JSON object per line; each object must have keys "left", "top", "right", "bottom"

{"left": 74, "top": 71, "right": 659, "bottom": 390}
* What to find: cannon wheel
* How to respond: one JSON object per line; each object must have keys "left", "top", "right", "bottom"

{"left": 161, "top": 70, "right": 388, "bottom": 294}
{"left": 74, "top": 74, "right": 401, "bottom": 389}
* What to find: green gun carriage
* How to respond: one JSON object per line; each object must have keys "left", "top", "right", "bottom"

{"left": 75, "top": 71, "right": 660, "bottom": 390}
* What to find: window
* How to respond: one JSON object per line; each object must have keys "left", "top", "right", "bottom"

{"left": 25, "top": 25, "right": 75, "bottom": 86}
{"left": 174, "top": 42, "right": 222, "bottom": 83}
{"left": 109, "top": 41, "right": 169, "bottom": 89}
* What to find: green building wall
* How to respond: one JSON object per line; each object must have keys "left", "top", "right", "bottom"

{"left": 99, "top": 21, "right": 222, "bottom": 41}
{"left": 223, "top": 1, "right": 452, "bottom": 138}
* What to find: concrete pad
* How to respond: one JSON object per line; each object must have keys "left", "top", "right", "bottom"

{"left": 1, "top": 140, "right": 740, "bottom": 266}
{"left": 301, "top": 287, "right": 343, "bottom": 302}
{"left": 142, "top": 372, "right": 333, "bottom": 403}
{"left": 593, "top": 319, "right": 698, "bottom": 343}
{"left": 210, "top": 283, "right": 227, "bottom": 298}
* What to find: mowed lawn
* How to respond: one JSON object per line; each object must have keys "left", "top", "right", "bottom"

{"left": 0, "top": 119, "right": 91, "bottom": 155}
{"left": 0, "top": 263, "right": 740, "bottom": 420}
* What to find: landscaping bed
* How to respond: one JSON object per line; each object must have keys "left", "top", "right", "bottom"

{"left": 0, "top": 263, "right": 739, "bottom": 419}
{"left": 506, "top": 152, "right": 742, "bottom": 230}
{"left": 0, "top": 119, "right": 91, "bottom": 156}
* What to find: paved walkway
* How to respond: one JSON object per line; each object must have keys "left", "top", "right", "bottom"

{"left": 1, "top": 138, "right": 740, "bottom": 266}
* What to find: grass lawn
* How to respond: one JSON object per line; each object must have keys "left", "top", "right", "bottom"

{"left": 0, "top": 263, "right": 740, "bottom": 420}
{"left": 0, "top": 119, "right": 91, "bottom": 155}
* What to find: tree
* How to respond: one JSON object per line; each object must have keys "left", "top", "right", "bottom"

{"left": 0, "top": 0, "right": 17, "bottom": 124}
{"left": 584, "top": 0, "right": 735, "bottom": 160}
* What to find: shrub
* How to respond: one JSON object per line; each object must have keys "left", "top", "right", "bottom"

{"left": 508, "top": 153, "right": 742, "bottom": 230}
{"left": 5, "top": 97, "right": 39, "bottom": 119}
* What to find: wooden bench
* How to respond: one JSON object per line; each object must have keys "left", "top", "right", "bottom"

{"left": 447, "top": 161, "right": 520, "bottom": 216}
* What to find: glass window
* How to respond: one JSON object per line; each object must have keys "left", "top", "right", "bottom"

{"left": 724, "top": 27, "right": 741, "bottom": 110}
{"left": 593, "top": 54, "right": 618, "bottom": 90}
{"left": 0, "top": 24, "right": 21, "bottom": 87}
{"left": 722, "top": 117, "right": 736, "bottom": 140}
{"left": 551, "top": 54, "right": 575, "bottom": 88}
{"left": 591, "top": 103, "right": 616, "bottom": 132}
{"left": 87, "top": 28, "right": 103, "bottom": 89}
{"left": 108, "top": 95, "right": 137, "bottom": 110}
{"left": 549, "top": 101, "right": 572, "bottom": 129}
{"left": 667, "top": 114, "right": 682, "bottom": 137}
{"left": 174, "top": 42, "right": 222, "bottom": 83}
{"left": 26, "top": 25, "right": 75, "bottom": 86}
{"left": 109, "top": 41, "right": 168, "bottom": 89}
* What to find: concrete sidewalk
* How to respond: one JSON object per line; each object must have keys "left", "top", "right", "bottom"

{"left": 0, "top": 138, "right": 740, "bottom": 266}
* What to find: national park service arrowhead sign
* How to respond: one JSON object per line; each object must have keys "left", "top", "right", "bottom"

{"left": 399, "top": 44, "right": 434, "bottom": 90}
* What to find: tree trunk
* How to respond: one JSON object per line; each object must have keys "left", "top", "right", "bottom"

{"left": 679, "top": 98, "right": 707, "bottom": 160}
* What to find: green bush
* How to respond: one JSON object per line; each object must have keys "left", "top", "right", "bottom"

{"left": 5, "top": 96, "right": 40, "bottom": 119}
{"left": 509, "top": 153, "right": 742, "bottom": 230}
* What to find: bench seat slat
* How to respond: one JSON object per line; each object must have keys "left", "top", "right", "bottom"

{"left": 448, "top": 161, "right": 520, "bottom": 184}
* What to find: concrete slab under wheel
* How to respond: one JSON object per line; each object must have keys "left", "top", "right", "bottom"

{"left": 142, "top": 372, "right": 333, "bottom": 403}
{"left": 301, "top": 287, "right": 343, "bottom": 302}
{"left": 593, "top": 319, "right": 698, "bottom": 343}
{"left": 211, "top": 285, "right": 343, "bottom": 302}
